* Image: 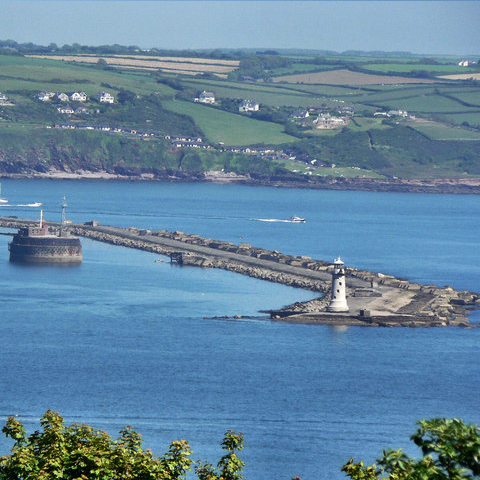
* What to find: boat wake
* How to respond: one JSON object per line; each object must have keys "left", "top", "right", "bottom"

{"left": 253, "top": 218, "right": 298, "bottom": 223}
{"left": 0, "top": 202, "right": 43, "bottom": 207}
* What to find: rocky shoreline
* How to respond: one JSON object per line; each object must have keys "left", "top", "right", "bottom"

{"left": 2, "top": 170, "right": 480, "bottom": 195}
{"left": 1, "top": 216, "right": 477, "bottom": 327}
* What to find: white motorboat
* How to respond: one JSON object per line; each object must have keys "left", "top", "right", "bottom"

{"left": 0, "top": 183, "right": 7, "bottom": 203}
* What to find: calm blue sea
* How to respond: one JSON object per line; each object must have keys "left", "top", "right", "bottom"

{"left": 0, "top": 179, "right": 479, "bottom": 480}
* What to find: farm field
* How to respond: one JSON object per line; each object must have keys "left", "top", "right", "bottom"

{"left": 361, "top": 63, "right": 478, "bottom": 75}
{"left": 268, "top": 63, "right": 343, "bottom": 76}
{"left": 277, "top": 158, "right": 383, "bottom": 178}
{"left": 183, "top": 80, "right": 316, "bottom": 107}
{"left": 27, "top": 54, "right": 238, "bottom": 76}
{"left": 365, "top": 93, "right": 480, "bottom": 113}
{"left": 0, "top": 55, "right": 173, "bottom": 96}
{"left": 439, "top": 112, "right": 480, "bottom": 127}
{"left": 439, "top": 73, "right": 480, "bottom": 81}
{"left": 272, "top": 69, "right": 440, "bottom": 85}
{"left": 348, "top": 117, "right": 392, "bottom": 131}
{"left": 186, "top": 82, "right": 314, "bottom": 107}
{"left": 444, "top": 91, "right": 480, "bottom": 107}
{"left": 187, "top": 78, "right": 366, "bottom": 97}
{"left": 407, "top": 120, "right": 480, "bottom": 140}
{"left": 163, "top": 100, "right": 296, "bottom": 146}
{"left": 278, "top": 83, "right": 368, "bottom": 96}
{"left": 182, "top": 77, "right": 304, "bottom": 95}
{"left": 349, "top": 86, "right": 441, "bottom": 103}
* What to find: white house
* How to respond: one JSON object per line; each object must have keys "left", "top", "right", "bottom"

{"left": 57, "top": 106, "right": 75, "bottom": 114}
{"left": 197, "top": 91, "right": 215, "bottom": 104}
{"left": 75, "top": 107, "right": 90, "bottom": 115}
{"left": 315, "top": 113, "right": 348, "bottom": 129}
{"left": 291, "top": 110, "right": 309, "bottom": 119}
{"left": 70, "top": 91, "right": 88, "bottom": 102}
{"left": 239, "top": 99, "right": 259, "bottom": 112}
{"left": 56, "top": 92, "right": 69, "bottom": 102}
{"left": 96, "top": 91, "right": 115, "bottom": 103}
{"left": 387, "top": 109, "right": 408, "bottom": 117}
{"left": 37, "top": 92, "right": 56, "bottom": 102}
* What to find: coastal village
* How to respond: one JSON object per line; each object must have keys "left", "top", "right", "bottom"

{"left": 0, "top": 88, "right": 384, "bottom": 177}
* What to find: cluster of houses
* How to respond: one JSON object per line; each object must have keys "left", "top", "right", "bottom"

{"left": 51, "top": 122, "right": 208, "bottom": 149}
{"left": 36, "top": 91, "right": 115, "bottom": 104}
{"left": 314, "top": 113, "right": 349, "bottom": 129}
{"left": 374, "top": 109, "right": 412, "bottom": 118}
{"left": 458, "top": 60, "right": 477, "bottom": 67}
{"left": 289, "top": 105, "right": 354, "bottom": 129}
{"left": 0, "top": 92, "right": 14, "bottom": 106}
{"left": 194, "top": 91, "right": 216, "bottom": 104}
{"left": 193, "top": 91, "right": 260, "bottom": 113}
{"left": 238, "top": 99, "right": 259, "bottom": 112}
{"left": 56, "top": 106, "right": 98, "bottom": 115}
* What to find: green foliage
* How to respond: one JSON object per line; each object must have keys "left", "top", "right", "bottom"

{"left": 196, "top": 430, "right": 245, "bottom": 480}
{"left": 230, "top": 55, "right": 293, "bottom": 80}
{"left": 117, "top": 89, "right": 137, "bottom": 105}
{"left": 0, "top": 410, "right": 193, "bottom": 480}
{"left": 0, "top": 412, "right": 250, "bottom": 480}
{"left": 342, "top": 418, "right": 480, "bottom": 480}
{"left": 286, "top": 126, "right": 480, "bottom": 177}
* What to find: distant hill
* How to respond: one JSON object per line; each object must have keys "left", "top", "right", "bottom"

{"left": 1, "top": 42, "right": 480, "bottom": 183}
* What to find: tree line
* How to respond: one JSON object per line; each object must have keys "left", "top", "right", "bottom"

{"left": 1, "top": 412, "right": 478, "bottom": 479}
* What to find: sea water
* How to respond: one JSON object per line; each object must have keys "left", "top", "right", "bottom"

{"left": 0, "top": 179, "right": 478, "bottom": 480}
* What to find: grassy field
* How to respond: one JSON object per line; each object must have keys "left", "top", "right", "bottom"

{"left": 182, "top": 80, "right": 314, "bottom": 107}
{"left": 182, "top": 77, "right": 305, "bottom": 95}
{"left": 272, "top": 69, "right": 439, "bottom": 85}
{"left": 27, "top": 54, "right": 238, "bottom": 76}
{"left": 439, "top": 112, "right": 480, "bottom": 127}
{"left": 185, "top": 77, "right": 365, "bottom": 98}
{"left": 349, "top": 86, "right": 439, "bottom": 103}
{"left": 365, "top": 93, "right": 480, "bottom": 113}
{"left": 347, "top": 117, "right": 392, "bottom": 131}
{"left": 277, "top": 83, "right": 368, "bottom": 96}
{"left": 407, "top": 120, "right": 480, "bottom": 140}
{"left": 361, "top": 63, "right": 478, "bottom": 75}
{"left": 268, "top": 63, "right": 343, "bottom": 76}
{"left": 438, "top": 73, "right": 480, "bottom": 81}
{"left": 277, "top": 158, "right": 383, "bottom": 178}
{"left": 163, "top": 100, "right": 296, "bottom": 145}
{"left": 0, "top": 55, "right": 174, "bottom": 96}
{"left": 443, "top": 91, "right": 480, "bottom": 107}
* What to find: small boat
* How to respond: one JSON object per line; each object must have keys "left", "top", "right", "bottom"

{"left": 290, "top": 216, "right": 306, "bottom": 223}
{"left": 0, "top": 183, "right": 7, "bottom": 203}
{"left": 28, "top": 202, "right": 43, "bottom": 207}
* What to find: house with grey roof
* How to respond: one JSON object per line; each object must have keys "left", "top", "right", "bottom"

{"left": 239, "top": 99, "right": 259, "bottom": 112}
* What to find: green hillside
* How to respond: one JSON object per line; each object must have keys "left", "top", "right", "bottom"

{"left": 163, "top": 100, "right": 295, "bottom": 145}
{"left": 1, "top": 48, "right": 480, "bottom": 180}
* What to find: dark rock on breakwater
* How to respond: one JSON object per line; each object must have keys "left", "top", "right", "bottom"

{"left": 1, "top": 216, "right": 478, "bottom": 327}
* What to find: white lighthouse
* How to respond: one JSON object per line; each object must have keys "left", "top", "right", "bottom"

{"left": 327, "top": 257, "right": 349, "bottom": 312}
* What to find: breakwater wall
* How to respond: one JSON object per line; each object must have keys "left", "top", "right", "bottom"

{"left": 1, "top": 217, "right": 478, "bottom": 326}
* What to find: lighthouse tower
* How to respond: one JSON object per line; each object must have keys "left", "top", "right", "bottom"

{"left": 327, "top": 257, "right": 349, "bottom": 312}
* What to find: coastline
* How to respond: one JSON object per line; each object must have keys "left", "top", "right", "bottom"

{"left": 2, "top": 169, "right": 480, "bottom": 194}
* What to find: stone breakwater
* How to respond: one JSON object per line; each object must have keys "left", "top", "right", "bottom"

{"left": 1, "top": 217, "right": 478, "bottom": 327}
